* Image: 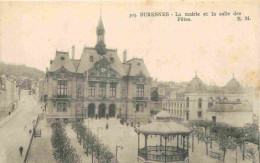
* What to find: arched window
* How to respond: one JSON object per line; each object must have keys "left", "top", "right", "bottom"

{"left": 198, "top": 98, "right": 202, "bottom": 109}
{"left": 223, "top": 97, "right": 228, "bottom": 103}
{"left": 186, "top": 97, "right": 189, "bottom": 109}
{"left": 208, "top": 97, "right": 214, "bottom": 108}
{"left": 216, "top": 97, "right": 221, "bottom": 104}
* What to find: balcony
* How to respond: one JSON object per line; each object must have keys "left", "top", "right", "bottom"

{"left": 53, "top": 95, "right": 72, "bottom": 99}
{"left": 133, "top": 97, "right": 149, "bottom": 101}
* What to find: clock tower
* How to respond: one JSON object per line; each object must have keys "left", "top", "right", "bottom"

{"left": 95, "top": 13, "right": 106, "bottom": 56}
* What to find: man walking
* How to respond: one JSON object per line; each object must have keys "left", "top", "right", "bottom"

{"left": 19, "top": 146, "right": 23, "bottom": 157}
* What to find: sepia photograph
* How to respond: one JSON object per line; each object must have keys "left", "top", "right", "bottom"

{"left": 0, "top": 1, "right": 259, "bottom": 163}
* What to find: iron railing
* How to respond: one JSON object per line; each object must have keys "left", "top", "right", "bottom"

{"left": 138, "top": 146, "right": 188, "bottom": 162}
{"left": 23, "top": 114, "right": 40, "bottom": 163}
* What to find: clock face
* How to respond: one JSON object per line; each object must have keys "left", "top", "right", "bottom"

{"left": 101, "top": 68, "right": 106, "bottom": 73}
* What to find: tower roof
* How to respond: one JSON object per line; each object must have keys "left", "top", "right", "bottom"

{"left": 96, "top": 16, "right": 105, "bottom": 35}
{"left": 185, "top": 72, "right": 207, "bottom": 91}
{"left": 225, "top": 74, "right": 243, "bottom": 92}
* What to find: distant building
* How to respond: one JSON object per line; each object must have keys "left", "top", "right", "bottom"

{"left": 45, "top": 16, "right": 152, "bottom": 124}
{"left": 0, "top": 76, "right": 19, "bottom": 120}
{"left": 162, "top": 73, "right": 254, "bottom": 127}
{"left": 205, "top": 103, "right": 253, "bottom": 127}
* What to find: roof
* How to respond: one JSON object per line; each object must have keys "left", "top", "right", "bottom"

{"left": 126, "top": 58, "right": 151, "bottom": 77}
{"left": 185, "top": 75, "right": 207, "bottom": 92}
{"left": 49, "top": 51, "right": 76, "bottom": 73}
{"left": 77, "top": 47, "right": 126, "bottom": 76}
{"left": 71, "top": 59, "right": 80, "bottom": 71}
{"left": 135, "top": 121, "right": 191, "bottom": 135}
{"left": 155, "top": 110, "right": 171, "bottom": 119}
{"left": 225, "top": 77, "right": 243, "bottom": 92}
{"left": 208, "top": 103, "right": 252, "bottom": 112}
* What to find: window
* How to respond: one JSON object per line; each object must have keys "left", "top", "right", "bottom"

{"left": 110, "top": 83, "right": 116, "bottom": 97}
{"left": 77, "top": 85, "right": 82, "bottom": 97}
{"left": 198, "top": 111, "right": 202, "bottom": 118}
{"left": 223, "top": 98, "right": 228, "bottom": 103}
{"left": 89, "top": 82, "right": 95, "bottom": 97}
{"left": 43, "top": 95, "right": 48, "bottom": 102}
{"left": 135, "top": 104, "right": 145, "bottom": 112}
{"left": 136, "top": 104, "right": 140, "bottom": 112}
{"left": 136, "top": 84, "right": 144, "bottom": 98}
{"left": 198, "top": 98, "right": 202, "bottom": 109}
{"left": 99, "top": 82, "right": 106, "bottom": 97}
{"left": 57, "top": 80, "right": 67, "bottom": 96}
{"left": 208, "top": 97, "right": 214, "bottom": 108}
{"left": 60, "top": 57, "right": 65, "bottom": 60}
{"left": 110, "top": 57, "right": 114, "bottom": 63}
{"left": 212, "top": 116, "right": 216, "bottom": 122}
{"left": 90, "top": 56, "right": 94, "bottom": 62}
{"left": 57, "top": 102, "right": 67, "bottom": 112}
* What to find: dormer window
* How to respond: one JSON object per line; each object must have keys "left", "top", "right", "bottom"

{"left": 60, "top": 57, "right": 65, "bottom": 60}
{"left": 110, "top": 57, "right": 114, "bottom": 63}
{"left": 90, "top": 56, "right": 94, "bottom": 62}
{"left": 138, "top": 62, "right": 141, "bottom": 66}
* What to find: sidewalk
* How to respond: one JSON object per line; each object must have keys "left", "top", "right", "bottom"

{"left": 66, "top": 124, "right": 93, "bottom": 163}
{"left": 0, "top": 98, "right": 25, "bottom": 128}
{"left": 27, "top": 118, "right": 56, "bottom": 163}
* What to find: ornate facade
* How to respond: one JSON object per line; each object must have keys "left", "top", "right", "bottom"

{"left": 45, "top": 17, "right": 152, "bottom": 123}
{"left": 162, "top": 73, "right": 253, "bottom": 126}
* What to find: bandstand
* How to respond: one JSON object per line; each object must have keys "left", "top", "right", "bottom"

{"left": 135, "top": 111, "right": 191, "bottom": 163}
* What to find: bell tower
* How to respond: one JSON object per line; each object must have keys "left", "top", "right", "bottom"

{"left": 95, "top": 10, "right": 106, "bottom": 56}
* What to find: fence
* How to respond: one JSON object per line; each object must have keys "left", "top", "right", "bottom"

{"left": 23, "top": 114, "right": 40, "bottom": 163}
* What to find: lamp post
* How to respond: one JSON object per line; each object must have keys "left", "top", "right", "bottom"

{"left": 116, "top": 145, "right": 123, "bottom": 161}
{"left": 242, "top": 133, "right": 248, "bottom": 160}
{"left": 135, "top": 110, "right": 137, "bottom": 126}
{"left": 96, "top": 127, "right": 102, "bottom": 163}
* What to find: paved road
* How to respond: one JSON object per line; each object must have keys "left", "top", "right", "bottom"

{"left": 0, "top": 90, "right": 40, "bottom": 163}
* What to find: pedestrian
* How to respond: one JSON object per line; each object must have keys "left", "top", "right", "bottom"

{"left": 19, "top": 146, "right": 23, "bottom": 157}
{"left": 106, "top": 123, "right": 108, "bottom": 130}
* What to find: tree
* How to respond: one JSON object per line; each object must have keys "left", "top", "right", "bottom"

{"left": 216, "top": 133, "right": 237, "bottom": 162}
{"left": 151, "top": 89, "right": 159, "bottom": 101}
{"left": 51, "top": 123, "right": 81, "bottom": 163}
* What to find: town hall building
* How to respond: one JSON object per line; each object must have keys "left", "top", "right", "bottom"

{"left": 44, "top": 16, "right": 152, "bottom": 124}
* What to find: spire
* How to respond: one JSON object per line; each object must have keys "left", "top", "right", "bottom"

{"left": 195, "top": 70, "right": 198, "bottom": 78}
{"left": 232, "top": 72, "right": 235, "bottom": 79}
{"left": 95, "top": 8, "right": 106, "bottom": 56}
{"left": 97, "top": 8, "right": 105, "bottom": 36}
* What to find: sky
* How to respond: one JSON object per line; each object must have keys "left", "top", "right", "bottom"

{"left": 0, "top": 1, "right": 259, "bottom": 87}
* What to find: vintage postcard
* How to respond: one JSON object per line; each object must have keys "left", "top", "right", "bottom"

{"left": 0, "top": 1, "right": 259, "bottom": 163}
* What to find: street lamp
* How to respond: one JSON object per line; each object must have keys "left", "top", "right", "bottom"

{"left": 116, "top": 145, "right": 123, "bottom": 161}
{"left": 96, "top": 127, "right": 102, "bottom": 163}
{"left": 135, "top": 110, "right": 137, "bottom": 126}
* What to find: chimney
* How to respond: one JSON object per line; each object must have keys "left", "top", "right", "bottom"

{"left": 123, "top": 49, "right": 127, "bottom": 63}
{"left": 72, "top": 45, "right": 75, "bottom": 59}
